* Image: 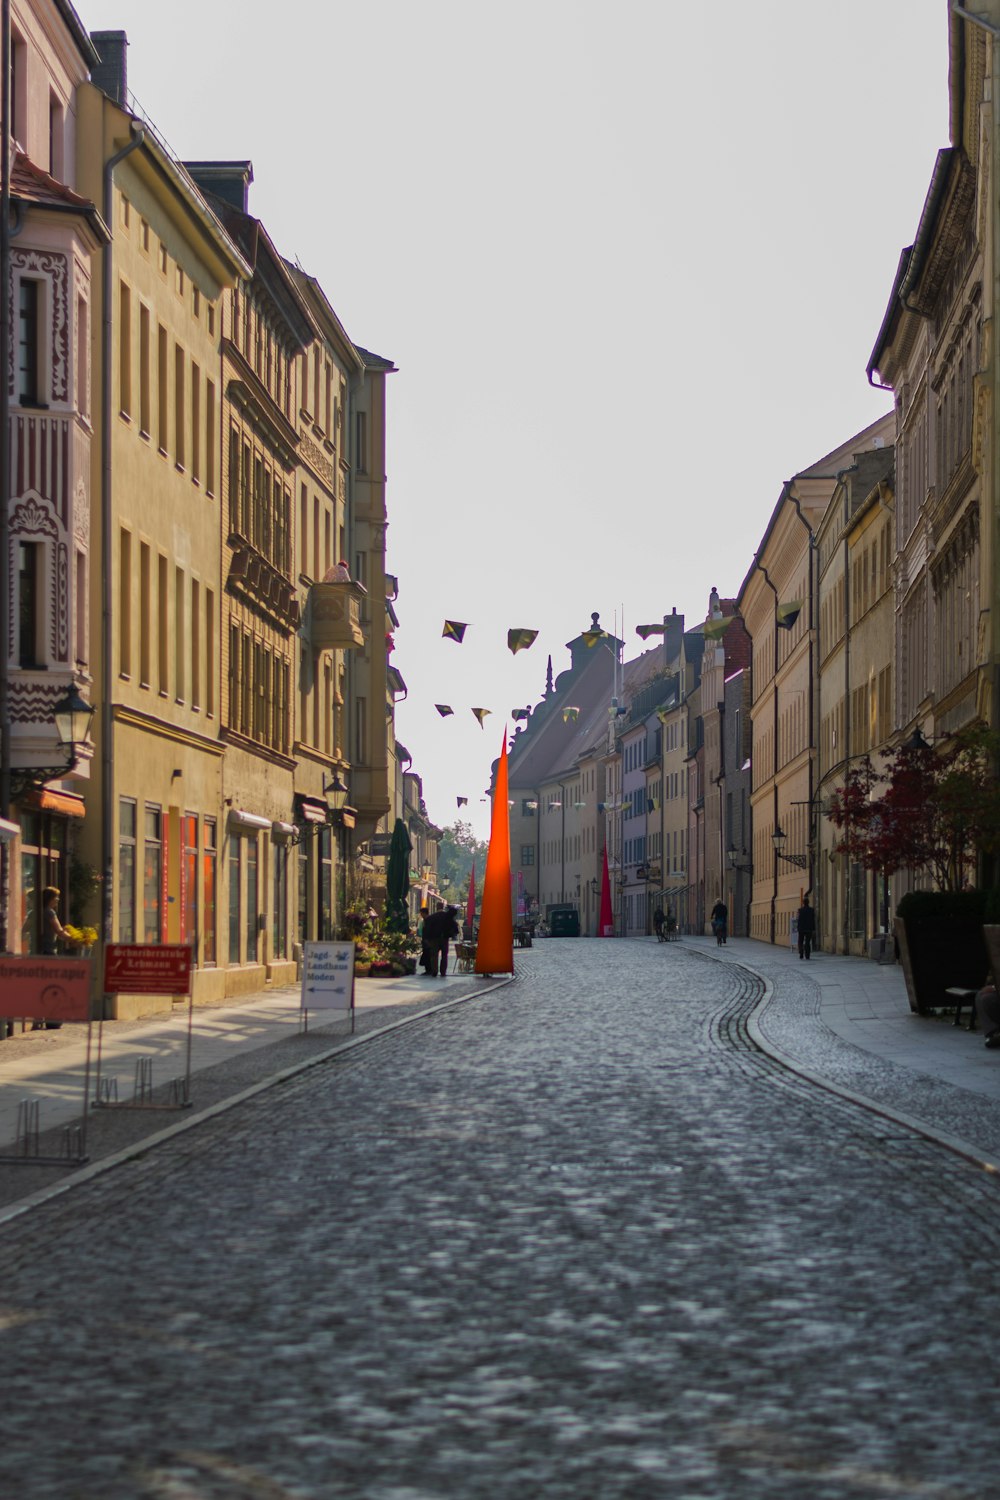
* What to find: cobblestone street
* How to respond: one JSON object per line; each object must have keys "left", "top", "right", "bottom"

{"left": 2, "top": 940, "right": 999, "bottom": 1499}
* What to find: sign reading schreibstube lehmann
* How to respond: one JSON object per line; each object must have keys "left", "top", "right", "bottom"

{"left": 301, "top": 941, "right": 355, "bottom": 1013}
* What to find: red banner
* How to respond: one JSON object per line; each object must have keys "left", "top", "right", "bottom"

{"left": 104, "top": 944, "right": 193, "bottom": 996}
{"left": 0, "top": 957, "right": 92, "bottom": 1021}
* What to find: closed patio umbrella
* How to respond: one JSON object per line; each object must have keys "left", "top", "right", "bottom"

{"left": 385, "top": 819, "right": 412, "bottom": 933}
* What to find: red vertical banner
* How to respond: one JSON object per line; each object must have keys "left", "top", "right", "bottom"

{"left": 466, "top": 860, "right": 476, "bottom": 933}
{"left": 599, "top": 845, "right": 614, "bottom": 937}
{"left": 475, "top": 732, "right": 514, "bottom": 974}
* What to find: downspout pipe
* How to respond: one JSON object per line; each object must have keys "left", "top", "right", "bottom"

{"left": 755, "top": 558, "right": 780, "bottom": 944}
{"left": 101, "top": 126, "right": 145, "bottom": 970}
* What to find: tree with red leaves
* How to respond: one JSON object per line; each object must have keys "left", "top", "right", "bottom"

{"left": 825, "top": 722, "right": 1000, "bottom": 892}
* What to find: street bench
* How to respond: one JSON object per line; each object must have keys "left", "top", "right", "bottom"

{"left": 945, "top": 986, "right": 978, "bottom": 1030}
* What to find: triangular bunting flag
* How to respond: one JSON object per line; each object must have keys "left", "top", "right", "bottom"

{"left": 636, "top": 624, "right": 666, "bottom": 640}
{"left": 507, "top": 628, "right": 538, "bottom": 655}
{"left": 442, "top": 620, "right": 468, "bottom": 642}
{"left": 581, "top": 629, "right": 605, "bottom": 648}
{"left": 702, "top": 616, "right": 733, "bottom": 641}
{"left": 511, "top": 708, "right": 530, "bottom": 721}
{"left": 457, "top": 796, "right": 468, "bottom": 807}
{"left": 472, "top": 708, "right": 491, "bottom": 726}
{"left": 776, "top": 600, "right": 802, "bottom": 630}
{"left": 435, "top": 704, "right": 454, "bottom": 717}
{"left": 562, "top": 706, "right": 580, "bottom": 722}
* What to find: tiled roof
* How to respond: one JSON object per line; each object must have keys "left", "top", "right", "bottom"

{"left": 11, "top": 152, "right": 96, "bottom": 214}
{"left": 354, "top": 344, "right": 398, "bottom": 373}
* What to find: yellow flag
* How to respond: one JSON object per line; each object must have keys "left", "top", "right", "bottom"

{"left": 442, "top": 620, "right": 468, "bottom": 642}
{"left": 472, "top": 707, "right": 491, "bottom": 727}
{"left": 507, "top": 628, "right": 538, "bottom": 655}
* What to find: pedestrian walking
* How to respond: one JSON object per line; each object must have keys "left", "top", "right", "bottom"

{"left": 653, "top": 907, "right": 665, "bottom": 941}
{"left": 710, "top": 898, "right": 728, "bottom": 946}
{"left": 797, "top": 896, "right": 816, "bottom": 960}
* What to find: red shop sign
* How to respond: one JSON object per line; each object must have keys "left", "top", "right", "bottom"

{"left": 104, "top": 944, "right": 193, "bottom": 996}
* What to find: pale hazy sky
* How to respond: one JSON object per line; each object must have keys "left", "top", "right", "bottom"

{"left": 92, "top": 0, "right": 948, "bottom": 840}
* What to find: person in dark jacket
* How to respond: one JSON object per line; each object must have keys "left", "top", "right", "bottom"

{"left": 710, "top": 899, "right": 728, "bottom": 945}
{"left": 797, "top": 897, "right": 816, "bottom": 959}
{"left": 422, "top": 902, "right": 460, "bottom": 976}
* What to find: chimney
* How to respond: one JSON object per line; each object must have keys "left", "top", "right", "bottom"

{"left": 185, "top": 161, "right": 254, "bottom": 213}
{"left": 662, "top": 607, "right": 684, "bottom": 664}
{"left": 90, "top": 31, "right": 128, "bottom": 106}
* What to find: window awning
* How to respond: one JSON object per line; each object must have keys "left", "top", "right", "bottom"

{"left": 28, "top": 789, "right": 86, "bottom": 819}
{"left": 0, "top": 817, "right": 18, "bottom": 843}
{"left": 295, "top": 796, "right": 328, "bottom": 825}
{"left": 271, "top": 820, "right": 297, "bottom": 841}
{"left": 227, "top": 808, "right": 272, "bottom": 833}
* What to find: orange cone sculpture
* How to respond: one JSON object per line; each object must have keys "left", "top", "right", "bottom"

{"left": 475, "top": 731, "right": 514, "bottom": 975}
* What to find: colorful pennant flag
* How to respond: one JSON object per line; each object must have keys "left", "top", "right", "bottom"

{"left": 457, "top": 796, "right": 468, "bottom": 807}
{"left": 581, "top": 629, "right": 605, "bottom": 648}
{"left": 507, "top": 628, "right": 538, "bottom": 655}
{"left": 776, "top": 600, "right": 802, "bottom": 630}
{"left": 435, "top": 704, "right": 454, "bottom": 717}
{"left": 636, "top": 624, "right": 666, "bottom": 640}
{"left": 511, "top": 708, "right": 530, "bottom": 722}
{"left": 702, "top": 616, "right": 734, "bottom": 640}
{"left": 472, "top": 708, "right": 491, "bottom": 727}
{"left": 442, "top": 620, "right": 468, "bottom": 642}
{"left": 562, "top": 706, "right": 580, "bottom": 722}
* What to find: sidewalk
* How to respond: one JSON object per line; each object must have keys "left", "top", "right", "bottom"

{"left": 0, "top": 968, "right": 492, "bottom": 1211}
{"left": 680, "top": 934, "right": 1000, "bottom": 1164}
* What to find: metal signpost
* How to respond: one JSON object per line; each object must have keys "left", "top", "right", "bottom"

{"left": 0, "top": 956, "right": 94, "bottom": 1164}
{"left": 301, "top": 941, "right": 356, "bottom": 1033}
{"left": 96, "top": 944, "right": 195, "bottom": 1109}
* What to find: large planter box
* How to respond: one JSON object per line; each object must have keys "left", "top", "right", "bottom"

{"left": 895, "top": 901, "right": 989, "bottom": 1015}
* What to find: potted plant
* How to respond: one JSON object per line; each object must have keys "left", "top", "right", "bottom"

{"left": 354, "top": 943, "right": 374, "bottom": 978}
{"left": 826, "top": 722, "right": 1000, "bottom": 1012}
{"left": 380, "top": 928, "right": 421, "bottom": 975}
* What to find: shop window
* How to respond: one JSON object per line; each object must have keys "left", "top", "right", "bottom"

{"left": 229, "top": 838, "right": 241, "bottom": 965}
{"left": 143, "top": 805, "right": 162, "bottom": 942}
{"left": 183, "top": 814, "right": 198, "bottom": 954}
{"left": 246, "top": 837, "right": 259, "bottom": 964}
{"left": 273, "top": 842, "right": 288, "bottom": 960}
{"left": 118, "top": 798, "right": 137, "bottom": 943}
{"left": 203, "top": 819, "right": 217, "bottom": 966}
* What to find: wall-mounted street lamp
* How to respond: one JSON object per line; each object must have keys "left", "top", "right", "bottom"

{"left": 902, "top": 726, "right": 932, "bottom": 753}
{"left": 771, "top": 825, "right": 808, "bottom": 870}
{"left": 726, "top": 844, "right": 752, "bottom": 872}
{"left": 9, "top": 682, "right": 96, "bottom": 800}
{"left": 322, "top": 771, "right": 349, "bottom": 811}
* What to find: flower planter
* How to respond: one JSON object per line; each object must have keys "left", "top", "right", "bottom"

{"left": 400, "top": 957, "right": 417, "bottom": 975}
{"left": 369, "top": 961, "right": 393, "bottom": 978}
{"left": 354, "top": 963, "right": 371, "bottom": 978}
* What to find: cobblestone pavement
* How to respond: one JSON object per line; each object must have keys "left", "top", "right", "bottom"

{"left": 2, "top": 942, "right": 999, "bottom": 1499}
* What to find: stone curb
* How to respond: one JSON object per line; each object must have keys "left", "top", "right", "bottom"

{"left": 0, "top": 975, "right": 514, "bottom": 1233}
{"left": 686, "top": 943, "right": 1000, "bottom": 1178}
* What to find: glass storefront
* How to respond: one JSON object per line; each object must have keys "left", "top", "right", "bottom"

{"left": 19, "top": 810, "right": 67, "bottom": 955}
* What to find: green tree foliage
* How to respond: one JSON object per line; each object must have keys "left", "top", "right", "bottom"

{"left": 437, "top": 821, "right": 489, "bottom": 908}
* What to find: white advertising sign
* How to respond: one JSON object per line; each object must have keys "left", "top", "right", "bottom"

{"left": 301, "top": 941, "right": 355, "bottom": 1013}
